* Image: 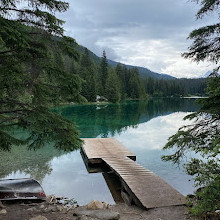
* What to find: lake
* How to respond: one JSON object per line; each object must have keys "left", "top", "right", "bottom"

{"left": 0, "top": 98, "right": 199, "bottom": 205}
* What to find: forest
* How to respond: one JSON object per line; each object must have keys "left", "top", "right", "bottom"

{"left": 51, "top": 40, "right": 208, "bottom": 103}
{"left": 0, "top": 0, "right": 219, "bottom": 218}
{"left": 0, "top": 4, "right": 208, "bottom": 152}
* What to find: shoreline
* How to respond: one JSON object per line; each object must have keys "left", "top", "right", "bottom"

{"left": 0, "top": 196, "right": 201, "bottom": 220}
{"left": 54, "top": 96, "right": 205, "bottom": 108}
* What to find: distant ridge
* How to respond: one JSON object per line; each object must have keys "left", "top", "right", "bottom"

{"left": 75, "top": 44, "right": 175, "bottom": 80}
{"left": 107, "top": 59, "right": 175, "bottom": 80}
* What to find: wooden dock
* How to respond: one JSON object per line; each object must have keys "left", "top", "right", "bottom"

{"left": 81, "top": 138, "right": 186, "bottom": 209}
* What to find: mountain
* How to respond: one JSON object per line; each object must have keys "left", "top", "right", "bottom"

{"left": 107, "top": 59, "right": 175, "bottom": 80}
{"left": 75, "top": 44, "right": 175, "bottom": 80}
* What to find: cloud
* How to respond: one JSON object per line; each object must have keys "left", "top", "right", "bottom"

{"left": 58, "top": 0, "right": 217, "bottom": 78}
{"left": 115, "top": 112, "right": 192, "bottom": 150}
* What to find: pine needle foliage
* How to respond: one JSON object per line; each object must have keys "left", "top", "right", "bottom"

{"left": 0, "top": 0, "right": 83, "bottom": 151}
{"left": 162, "top": 0, "right": 220, "bottom": 217}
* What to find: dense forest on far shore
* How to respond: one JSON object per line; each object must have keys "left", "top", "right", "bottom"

{"left": 63, "top": 44, "right": 208, "bottom": 102}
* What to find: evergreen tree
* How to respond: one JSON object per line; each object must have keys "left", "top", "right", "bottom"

{"left": 105, "top": 68, "right": 120, "bottom": 103}
{"left": 0, "top": 0, "right": 83, "bottom": 151}
{"left": 115, "top": 63, "right": 127, "bottom": 100}
{"left": 162, "top": 0, "right": 220, "bottom": 217}
{"left": 100, "top": 50, "right": 108, "bottom": 96}
{"left": 79, "top": 48, "right": 97, "bottom": 102}
{"left": 128, "top": 68, "right": 146, "bottom": 99}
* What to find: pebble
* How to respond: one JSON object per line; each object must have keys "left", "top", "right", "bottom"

{"left": 0, "top": 201, "right": 6, "bottom": 209}
{"left": 57, "top": 205, "right": 63, "bottom": 212}
{"left": 29, "top": 203, "right": 38, "bottom": 206}
{"left": 40, "top": 205, "right": 45, "bottom": 209}
{"left": 45, "top": 206, "right": 57, "bottom": 212}
{"left": 77, "top": 215, "right": 98, "bottom": 220}
{"left": 102, "top": 202, "right": 109, "bottom": 209}
{"left": 27, "top": 207, "right": 38, "bottom": 212}
{"left": 0, "top": 209, "right": 7, "bottom": 215}
{"left": 29, "top": 215, "right": 48, "bottom": 220}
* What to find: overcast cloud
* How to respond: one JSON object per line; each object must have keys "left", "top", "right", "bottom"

{"left": 58, "top": 0, "right": 217, "bottom": 78}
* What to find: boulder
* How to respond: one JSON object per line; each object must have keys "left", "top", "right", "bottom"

{"left": 87, "top": 200, "right": 104, "bottom": 210}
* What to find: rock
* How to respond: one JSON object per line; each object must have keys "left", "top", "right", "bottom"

{"left": 56, "top": 205, "right": 63, "bottom": 212}
{"left": 87, "top": 200, "right": 104, "bottom": 210}
{"left": 0, "top": 201, "right": 6, "bottom": 209}
{"left": 46, "top": 195, "right": 57, "bottom": 204}
{"left": 102, "top": 202, "right": 109, "bottom": 209}
{"left": 45, "top": 206, "right": 57, "bottom": 212}
{"left": 46, "top": 196, "right": 51, "bottom": 203}
{"left": 74, "top": 210, "right": 120, "bottom": 220}
{"left": 29, "top": 203, "right": 38, "bottom": 206}
{"left": 61, "top": 207, "right": 68, "bottom": 213}
{"left": 77, "top": 215, "right": 98, "bottom": 220}
{"left": 56, "top": 205, "right": 68, "bottom": 213}
{"left": 29, "top": 215, "right": 48, "bottom": 220}
{"left": 0, "top": 209, "right": 7, "bottom": 215}
{"left": 27, "top": 207, "right": 38, "bottom": 212}
{"left": 39, "top": 205, "right": 45, "bottom": 209}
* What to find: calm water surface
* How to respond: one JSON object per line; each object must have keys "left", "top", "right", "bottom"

{"left": 0, "top": 98, "right": 199, "bottom": 205}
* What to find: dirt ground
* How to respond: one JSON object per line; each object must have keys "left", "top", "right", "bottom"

{"left": 0, "top": 199, "right": 202, "bottom": 220}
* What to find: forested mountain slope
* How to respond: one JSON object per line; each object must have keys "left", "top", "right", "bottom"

{"left": 75, "top": 44, "right": 175, "bottom": 80}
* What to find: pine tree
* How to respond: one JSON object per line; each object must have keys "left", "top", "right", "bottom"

{"left": 79, "top": 48, "right": 97, "bottom": 102}
{"left": 128, "top": 68, "right": 143, "bottom": 99}
{"left": 115, "top": 63, "right": 127, "bottom": 100}
{"left": 100, "top": 50, "right": 108, "bottom": 96}
{"left": 0, "top": 0, "right": 83, "bottom": 151}
{"left": 105, "top": 68, "right": 120, "bottom": 103}
{"left": 162, "top": 0, "right": 220, "bottom": 216}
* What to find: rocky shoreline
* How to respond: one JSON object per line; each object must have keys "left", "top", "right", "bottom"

{"left": 0, "top": 195, "right": 201, "bottom": 220}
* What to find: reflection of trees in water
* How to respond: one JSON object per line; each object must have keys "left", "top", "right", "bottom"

{"left": 1, "top": 99, "right": 199, "bottom": 181}
{"left": 142, "top": 98, "right": 199, "bottom": 119}
{"left": 0, "top": 145, "right": 64, "bottom": 182}
{"left": 55, "top": 101, "right": 148, "bottom": 138}
{"left": 56, "top": 98, "right": 199, "bottom": 138}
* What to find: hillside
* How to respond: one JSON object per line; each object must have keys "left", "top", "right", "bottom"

{"left": 75, "top": 44, "right": 175, "bottom": 80}
{"left": 107, "top": 59, "right": 175, "bottom": 80}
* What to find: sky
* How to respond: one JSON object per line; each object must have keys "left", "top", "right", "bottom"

{"left": 58, "top": 0, "right": 217, "bottom": 78}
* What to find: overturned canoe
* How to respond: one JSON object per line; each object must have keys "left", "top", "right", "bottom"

{"left": 0, "top": 178, "right": 46, "bottom": 200}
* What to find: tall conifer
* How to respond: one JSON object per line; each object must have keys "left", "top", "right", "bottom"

{"left": 0, "top": 0, "right": 83, "bottom": 150}
{"left": 100, "top": 50, "right": 108, "bottom": 95}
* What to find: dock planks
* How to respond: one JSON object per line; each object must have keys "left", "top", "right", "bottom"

{"left": 81, "top": 138, "right": 186, "bottom": 209}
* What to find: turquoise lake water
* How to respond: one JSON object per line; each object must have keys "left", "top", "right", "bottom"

{"left": 0, "top": 98, "right": 200, "bottom": 205}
